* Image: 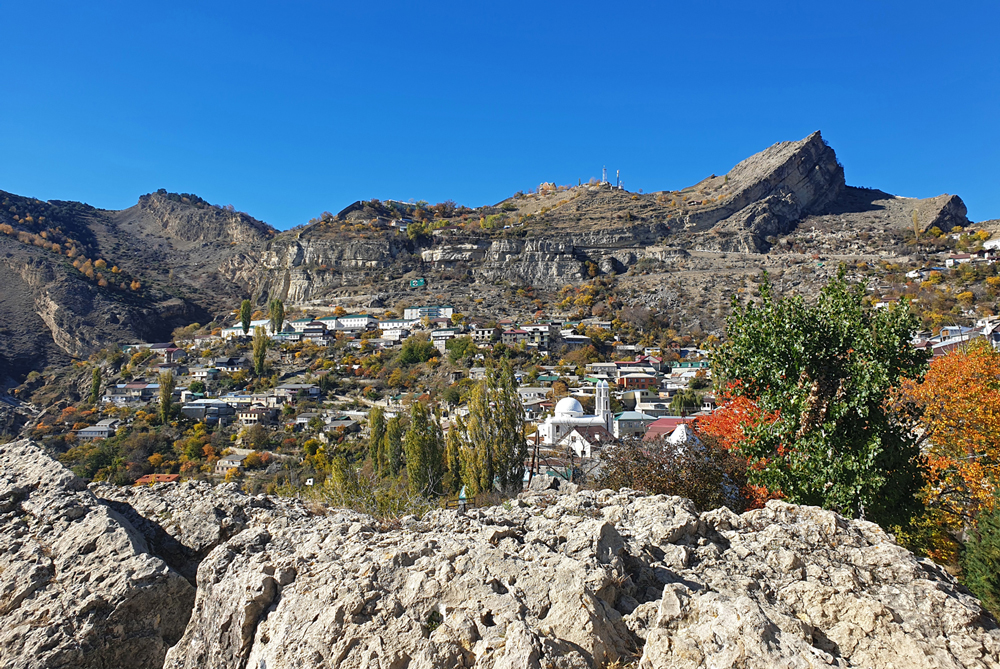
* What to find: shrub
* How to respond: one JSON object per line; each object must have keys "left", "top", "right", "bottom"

{"left": 599, "top": 433, "right": 751, "bottom": 512}
{"left": 961, "top": 504, "right": 1000, "bottom": 617}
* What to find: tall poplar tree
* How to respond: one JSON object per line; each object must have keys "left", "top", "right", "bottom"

{"left": 252, "top": 326, "right": 268, "bottom": 376}
{"left": 404, "top": 402, "right": 444, "bottom": 496}
{"left": 158, "top": 371, "right": 176, "bottom": 425}
{"left": 444, "top": 414, "right": 465, "bottom": 494}
{"left": 239, "top": 299, "right": 252, "bottom": 335}
{"left": 461, "top": 359, "right": 527, "bottom": 495}
{"left": 269, "top": 298, "right": 285, "bottom": 334}
{"left": 381, "top": 415, "right": 404, "bottom": 476}
{"left": 368, "top": 406, "right": 387, "bottom": 465}
{"left": 89, "top": 367, "right": 101, "bottom": 405}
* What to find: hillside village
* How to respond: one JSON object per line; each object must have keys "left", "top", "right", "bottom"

{"left": 20, "top": 229, "right": 1000, "bottom": 497}
{"left": 7, "top": 129, "right": 1000, "bottom": 504}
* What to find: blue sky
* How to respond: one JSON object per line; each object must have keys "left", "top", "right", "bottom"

{"left": 2, "top": 1, "right": 998, "bottom": 229}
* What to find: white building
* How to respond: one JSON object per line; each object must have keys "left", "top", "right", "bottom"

{"left": 555, "top": 425, "right": 615, "bottom": 459}
{"left": 403, "top": 305, "right": 454, "bottom": 321}
{"left": 338, "top": 314, "right": 377, "bottom": 330}
{"left": 383, "top": 328, "right": 411, "bottom": 342}
{"left": 537, "top": 382, "right": 613, "bottom": 445}
{"left": 220, "top": 319, "right": 274, "bottom": 339}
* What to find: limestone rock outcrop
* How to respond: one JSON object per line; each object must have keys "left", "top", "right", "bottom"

{"left": 0, "top": 439, "right": 194, "bottom": 669}
{"left": 165, "top": 488, "right": 1000, "bottom": 669}
{"left": 91, "top": 479, "right": 309, "bottom": 583}
{"left": 4, "top": 439, "right": 999, "bottom": 669}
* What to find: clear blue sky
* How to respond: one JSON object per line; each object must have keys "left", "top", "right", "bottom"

{"left": 2, "top": 1, "right": 998, "bottom": 229}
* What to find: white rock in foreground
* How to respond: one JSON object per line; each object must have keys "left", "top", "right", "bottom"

{"left": 0, "top": 439, "right": 194, "bottom": 669}
{"left": 166, "top": 489, "right": 1000, "bottom": 669}
{"left": 4, "top": 436, "right": 998, "bottom": 669}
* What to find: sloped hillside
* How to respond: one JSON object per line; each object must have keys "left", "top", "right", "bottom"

{"left": 0, "top": 191, "right": 275, "bottom": 382}
{"left": 0, "top": 131, "right": 982, "bottom": 381}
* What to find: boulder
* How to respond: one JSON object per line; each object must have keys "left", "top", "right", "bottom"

{"left": 0, "top": 439, "right": 194, "bottom": 669}
{"left": 165, "top": 487, "right": 1000, "bottom": 669}
{"left": 5, "top": 439, "right": 999, "bottom": 669}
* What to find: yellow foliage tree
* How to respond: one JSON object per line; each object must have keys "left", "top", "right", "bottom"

{"left": 896, "top": 340, "right": 1000, "bottom": 561}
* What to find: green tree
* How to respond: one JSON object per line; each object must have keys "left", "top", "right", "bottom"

{"left": 961, "top": 503, "right": 1000, "bottom": 617}
{"left": 89, "top": 367, "right": 101, "bottom": 404}
{"left": 381, "top": 415, "right": 404, "bottom": 476}
{"left": 239, "top": 299, "right": 253, "bottom": 335}
{"left": 398, "top": 334, "right": 437, "bottom": 365}
{"left": 269, "top": 298, "right": 285, "bottom": 334}
{"left": 368, "top": 406, "right": 386, "bottom": 464}
{"left": 158, "top": 372, "right": 176, "bottom": 425}
{"left": 443, "top": 414, "right": 464, "bottom": 494}
{"left": 670, "top": 389, "right": 701, "bottom": 414}
{"left": 713, "top": 268, "right": 929, "bottom": 527}
{"left": 461, "top": 360, "right": 527, "bottom": 495}
{"left": 252, "top": 326, "right": 268, "bottom": 376}
{"left": 404, "top": 402, "right": 445, "bottom": 496}
{"left": 445, "top": 335, "right": 476, "bottom": 363}
{"left": 188, "top": 380, "right": 206, "bottom": 394}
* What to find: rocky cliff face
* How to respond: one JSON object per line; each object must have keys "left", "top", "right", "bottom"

{"left": 3, "top": 439, "right": 998, "bottom": 669}
{"left": 230, "top": 131, "right": 969, "bottom": 303}
{"left": 0, "top": 191, "right": 275, "bottom": 381}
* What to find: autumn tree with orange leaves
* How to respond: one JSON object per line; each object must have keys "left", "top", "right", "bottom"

{"left": 711, "top": 269, "right": 930, "bottom": 527}
{"left": 697, "top": 389, "right": 784, "bottom": 510}
{"left": 894, "top": 339, "right": 1000, "bottom": 561}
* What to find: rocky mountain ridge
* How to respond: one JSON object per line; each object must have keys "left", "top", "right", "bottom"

{"left": 231, "top": 131, "right": 971, "bottom": 306}
{"left": 2, "top": 438, "right": 998, "bottom": 669}
{"left": 0, "top": 132, "right": 980, "bottom": 383}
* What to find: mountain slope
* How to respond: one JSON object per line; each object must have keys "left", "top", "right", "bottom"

{"left": 0, "top": 132, "right": 982, "bottom": 381}
{"left": 0, "top": 191, "right": 275, "bottom": 382}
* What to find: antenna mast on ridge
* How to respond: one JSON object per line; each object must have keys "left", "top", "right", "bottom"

{"left": 602, "top": 166, "right": 607, "bottom": 184}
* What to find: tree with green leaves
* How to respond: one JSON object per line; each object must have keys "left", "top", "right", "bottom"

{"left": 712, "top": 268, "right": 929, "bottom": 527}
{"left": 269, "top": 298, "right": 285, "bottom": 334}
{"left": 444, "top": 414, "right": 465, "bottom": 494}
{"left": 252, "top": 326, "right": 268, "bottom": 376}
{"left": 461, "top": 359, "right": 527, "bottom": 495}
{"left": 669, "top": 389, "right": 701, "bottom": 414}
{"left": 961, "top": 503, "right": 1000, "bottom": 617}
{"left": 158, "top": 372, "right": 176, "bottom": 425}
{"left": 404, "top": 402, "right": 445, "bottom": 496}
{"left": 368, "top": 406, "right": 387, "bottom": 464}
{"left": 398, "top": 334, "right": 437, "bottom": 365}
{"left": 239, "top": 299, "right": 253, "bottom": 335}
{"left": 89, "top": 367, "right": 101, "bottom": 405}
{"left": 445, "top": 336, "right": 476, "bottom": 363}
{"left": 381, "top": 415, "right": 404, "bottom": 476}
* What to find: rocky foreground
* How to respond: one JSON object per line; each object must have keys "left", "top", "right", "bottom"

{"left": 2, "top": 439, "right": 999, "bottom": 668}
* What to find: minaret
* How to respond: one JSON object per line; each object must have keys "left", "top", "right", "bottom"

{"left": 597, "top": 381, "right": 612, "bottom": 432}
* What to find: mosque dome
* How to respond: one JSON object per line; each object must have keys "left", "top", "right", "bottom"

{"left": 554, "top": 397, "right": 585, "bottom": 417}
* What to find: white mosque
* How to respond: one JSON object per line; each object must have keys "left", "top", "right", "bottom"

{"left": 537, "top": 381, "right": 614, "bottom": 445}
